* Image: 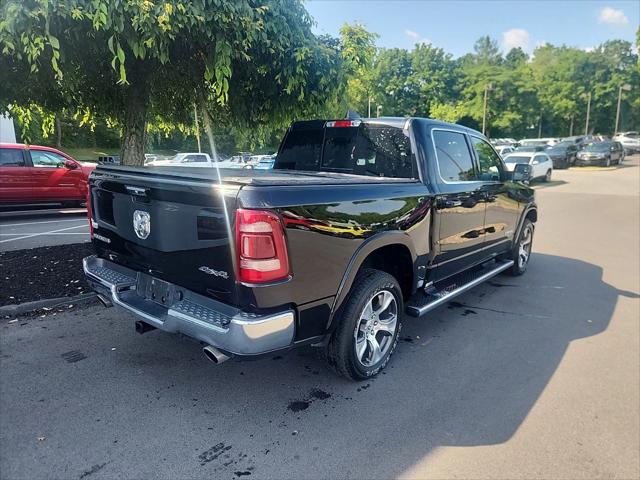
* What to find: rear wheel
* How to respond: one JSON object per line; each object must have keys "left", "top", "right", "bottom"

{"left": 507, "top": 219, "right": 534, "bottom": 276}
{"left": 324, "top": 269, "right": 402, "bottom": 380}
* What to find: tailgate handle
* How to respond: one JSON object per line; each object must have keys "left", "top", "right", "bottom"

{"left": 126, "top": 186, "right": 148, "bottom": 196}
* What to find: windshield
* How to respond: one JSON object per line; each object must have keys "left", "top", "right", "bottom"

{"left": 504, "top": 155, "right": 531, "bottom": 164}
{"left": 276, "top": 122, "right": 417, "bottom": 178}
{"left": 584, "top": 143, "right": 611, "bottom": 152}
{"left": 515, "top": 146, "right": 541, "bottom": 152}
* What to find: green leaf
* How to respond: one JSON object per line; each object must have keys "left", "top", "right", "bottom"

{"left": 116, "top": 45, "right": 125, "bottom": 65}
{"left": 49, "top": 35, "right": 59, "bottom": 50}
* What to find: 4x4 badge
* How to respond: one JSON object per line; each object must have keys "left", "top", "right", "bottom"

{"left": 199, "top": 266, "right": 229, "bottom": 279}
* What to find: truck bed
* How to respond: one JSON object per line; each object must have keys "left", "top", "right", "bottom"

{"left": 96, "top": 164, "right": 418, "bottom": 186}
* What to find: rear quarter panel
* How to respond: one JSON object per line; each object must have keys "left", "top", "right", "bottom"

{"left": 238, "top": 181, "right": 432, "bottom": 339}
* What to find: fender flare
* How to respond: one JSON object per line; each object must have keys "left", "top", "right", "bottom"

{"left": 327, "top": 231, "right": 418, "bottom": 329}
{"left": 516, "top": 202, "right": 538, "bottom": 239}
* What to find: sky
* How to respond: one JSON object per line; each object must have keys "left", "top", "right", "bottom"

{"left": 306, "top": 0, "right": 640, "bottom": 57}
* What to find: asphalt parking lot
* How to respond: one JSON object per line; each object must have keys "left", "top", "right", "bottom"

{"left": 0, "top": 207, "right": 89, "bottom": 252}
{"left": 1, "top": 157, "right": 639, "bottom": 479}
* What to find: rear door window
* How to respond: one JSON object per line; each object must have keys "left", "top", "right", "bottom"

{"left": 0, "top": 148, "right": 26, "bottom": 167}
{"left": 432, "top": 130, "right": 475, "bottom": 182}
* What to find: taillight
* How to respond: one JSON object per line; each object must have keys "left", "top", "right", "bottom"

{"left": 236, "top": 209, "right": 290, "bottom": 283}
{"left": 325, "top": 120, "right": 361, "bottom": 128}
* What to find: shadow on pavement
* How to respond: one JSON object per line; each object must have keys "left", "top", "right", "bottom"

{"left": 0, "top": 253, "right": 636, "bottom": 479}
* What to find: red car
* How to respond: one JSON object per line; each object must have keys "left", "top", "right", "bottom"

{"left": 0, "top": 143, "right": 95, "bottom": 207}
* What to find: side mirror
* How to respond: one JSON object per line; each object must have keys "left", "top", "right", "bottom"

{"left": 512, "top": 164, "right": 531, "bottom": 182}
{"left": 64, "top": 159, "right": 78, "bottom": 169}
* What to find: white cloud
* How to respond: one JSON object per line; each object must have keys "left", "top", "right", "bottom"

{"left": 502, "top": 28, "right": 531, "bottom": 53}
{"left": 598, "top": 6, "right": 628, "bottom": 25}
{"left": 405, "top": 29, "right": 420, "bottom": 40}
{"left": 404, "top": 29, "right": 431, "bottom": 46}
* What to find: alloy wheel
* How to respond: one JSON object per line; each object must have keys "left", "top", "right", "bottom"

{"left": 353, "top": 290, "right": 398, "bottom": 367}
{"left": 518, "top": 225, "right": 533, "bottom": 269}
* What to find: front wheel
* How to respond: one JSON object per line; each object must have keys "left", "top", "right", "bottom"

{"left": 507, "top": 219, "right": 534, "bottom": 276}
{"left": 544, "top": 170, "right": 552, "bottom": 182}
{"left": 324, "top": 269, "right": 403, "bottom": 380}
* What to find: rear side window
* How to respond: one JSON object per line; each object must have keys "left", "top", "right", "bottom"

{"left": 433, "top": 130, "right": 475, "bottom": 182}
{"left": 0, "top": 148, "right": 25, "bottom": 167}
{"left": 183, "top": 154, "right": 207, "bottom": 163}
{"left": 276, "top": 123, "right": 416, "bottom": 178}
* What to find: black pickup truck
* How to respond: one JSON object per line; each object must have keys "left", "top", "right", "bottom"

{"left": 83, "top": 117, "right": 536, "bottom": 380}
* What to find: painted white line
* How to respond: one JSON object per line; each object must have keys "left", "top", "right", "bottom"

{"left": 0, "top": 232, "right": 89, "bottom": 236}
{"left": 0, "top": 224, "right": 88, "bottom": 243}
{"left": 0, "top": 218, "right": 87, "bottom": 228}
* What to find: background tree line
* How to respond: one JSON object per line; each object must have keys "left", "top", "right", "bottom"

{"left": 1, "top": 1, "right": 638, "bottom": 165}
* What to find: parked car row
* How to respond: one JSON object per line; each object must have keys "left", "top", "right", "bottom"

{"left": 145, "top": 152, "right": 277, "bottom": 170}
{"left": 493, "top": 134, "right": 628, "bottom": 169}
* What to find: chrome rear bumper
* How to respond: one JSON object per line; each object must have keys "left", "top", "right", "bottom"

{"left": 82, "top": 255, "right": 295, "bottom": 355}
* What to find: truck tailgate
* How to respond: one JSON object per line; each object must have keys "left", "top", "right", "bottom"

{"left": 88, "top": 166, "right": 241, "bottom": 305}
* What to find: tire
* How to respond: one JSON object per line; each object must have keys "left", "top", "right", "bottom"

{"left": 507, "top": 219, "right": 534, "bottom": 276}
{"left": 324, "top": 269, "right": 403, "bottom": 381}
{"left": 544, "top": 170, "right": 552, "bottom": 182}
{"left": 605, "top": 157, "right": 611, "bottom": 167}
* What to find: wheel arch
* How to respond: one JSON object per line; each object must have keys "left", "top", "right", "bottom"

{"left": 328, "top": 232, "right": 418, "bottom": 330}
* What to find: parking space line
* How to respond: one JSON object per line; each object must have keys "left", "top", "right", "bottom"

{"left": 0, "top": 224, "right": 88, "bottom": 243}
{"left": 0, "top": 218, "right": 87, "bottom": 228}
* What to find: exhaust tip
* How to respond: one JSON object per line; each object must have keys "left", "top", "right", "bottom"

{"left": 203, "top": 345, "right": 230, "bottom": 365}
{"left": 135, "top": 320, "right": 156, "bottom": 335}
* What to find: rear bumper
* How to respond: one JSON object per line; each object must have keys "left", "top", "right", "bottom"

{"left": 83, "top": 255, "right": 295, "bottom": 356}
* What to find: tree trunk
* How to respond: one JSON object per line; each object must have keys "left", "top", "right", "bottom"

{"left": 120, "top": 68, "right": 150, "bottom": 166}
{"left": 198, "top": 96, "right": 217, "bottom": 159}
{"left": 55, "top": 112, "right": 62, "bottom": 148}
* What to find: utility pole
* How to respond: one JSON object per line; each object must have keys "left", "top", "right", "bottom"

{"left": 584, "top": 92, "right": 591, "bottom": 136}
{"left": 538, "top": 111, "right": 543, "bottom": 138}
{"left": 615, "top": 84, "right": 632, "bottom": 136}
{"left": 368, "top": 97, "right": 373, "bottom": 118}
{"left": 482, "top": 83, "right": 492, "bottom": 136}
{"left": 193, "top": 103, "right": 201, "bottom": 153}
{"left": 569, "top": 114, "right": 574, "bottom": 137}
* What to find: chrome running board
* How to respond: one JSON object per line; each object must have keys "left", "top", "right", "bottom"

{"left": 406, "top": 260, "right": 514, "bottom": 317}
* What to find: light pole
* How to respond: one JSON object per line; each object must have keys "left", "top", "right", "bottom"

{"left": 368, "top": 97, "right": 374, "bottom": 118}
{"left": 482, "top": 83, "right": 493, "bottom": 136}
{"left": 614, "top": 84, "right": 632, "bottom": 136}
{"left": 584, "top": 91, "right": 591, "bottom": 136}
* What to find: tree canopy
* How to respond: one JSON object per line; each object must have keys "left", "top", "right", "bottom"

{"left": 0, "top": 0, "right": 343, "bottom": 164}
{"left": 1, "top": 7, "right": 638, "bottom": 157}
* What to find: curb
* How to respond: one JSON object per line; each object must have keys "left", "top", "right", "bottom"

{"left": 1, "top": 292, "right": 97, "bottom": 317}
